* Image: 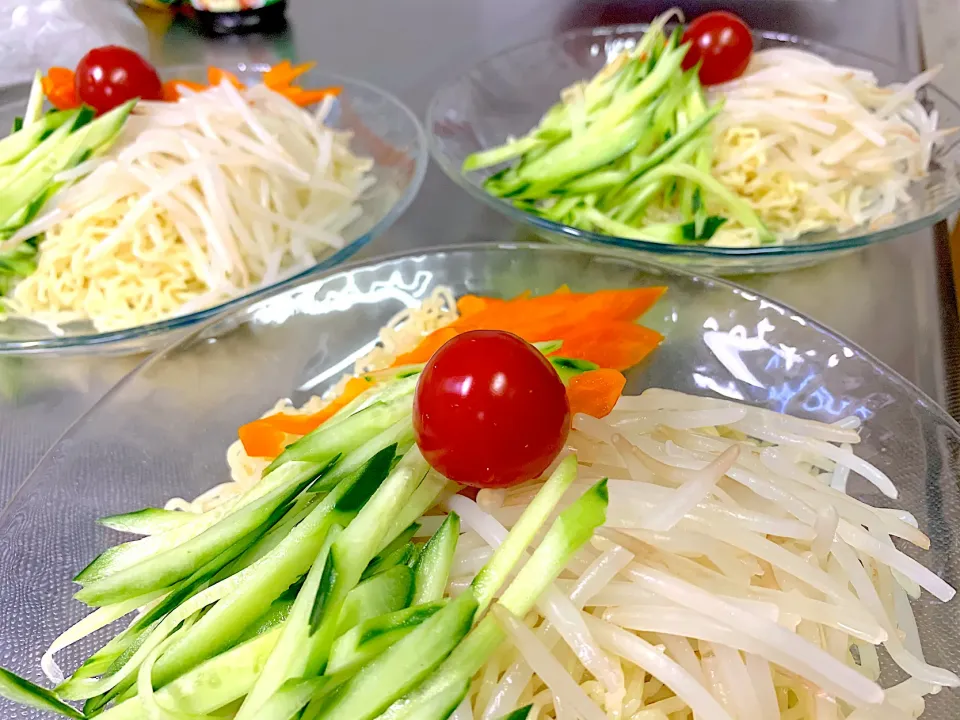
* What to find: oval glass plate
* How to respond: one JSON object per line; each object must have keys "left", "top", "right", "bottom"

{"left": 428, "top": 27, "right": 960, "bottom": 274}
{"left": 0, "top": 62, "right": 427, "bottom": 354}
{"left": 0, "top": 244, "right": 958, "bottom": 717}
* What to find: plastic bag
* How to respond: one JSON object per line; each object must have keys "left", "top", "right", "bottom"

{"left": 0, "top": 0, "right": 149, "bottom": 87}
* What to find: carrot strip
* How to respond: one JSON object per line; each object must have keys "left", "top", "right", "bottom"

{"left": 264, "top": 60, "right": 316, "bottom": 89}
{"left": 238, "top": 419, "right": 287, "bottom": 459}
{"left": 263, "top": 377, "right": 372, "bottom": 434}
{"left": 281, "top": 86, "right": 343, "bottom": 107}
{"left": 571, "top": 287, "right": 667, "bottom": 322}
{"left": 393, "top": 327, "right": 458, "bottom": 366}
{"left": 208, "top": 67, "right": 245, "bottom": 89}
{"left": 239, "top": 377, "right": 373, "bottom": 458}
{"left": 558, "top": 321, "right": 664, "bottom": 371}
{"left": 567, "top": 369, "right": 626, "bottom": 418}
{"left": 47, "top": 67, "right": 75, "bottom": 85}
{"left": 42, "top": 68, "right": 79, "bottom": 110}
{"left": 456, "top": 295, "right": 502, "bottom": 318}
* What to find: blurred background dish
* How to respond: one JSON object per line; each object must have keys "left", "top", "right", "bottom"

{"left": 0, "top": 61, "right": 427, "bottom": 353}
{"left": 428, "top": 24, "right": 960, "bottom": 275}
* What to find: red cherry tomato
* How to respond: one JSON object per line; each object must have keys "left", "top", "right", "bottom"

{"left": 413, "top": 330, "right": 571, "bottom": 489}
{"left": 75, "top": 46, "right": 164, "bottom": 114}
{"left": 681, "top": 11, "right": 753, "bottom": 86}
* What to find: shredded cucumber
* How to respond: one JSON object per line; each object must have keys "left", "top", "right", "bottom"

{"left": 463, "top": 21, "right": 772, "bottom": 246}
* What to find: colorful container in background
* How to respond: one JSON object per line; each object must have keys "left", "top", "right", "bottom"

{"left": 188, "top": 0, "right": 289, "bottom": 36}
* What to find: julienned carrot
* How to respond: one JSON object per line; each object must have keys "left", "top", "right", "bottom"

{"left": 567, "top": 368, "right": 627, "bottom": 418}
{"left": 554, "top": 321, "right": 664, "bottom": 372}
{"left": 456, "top": 295, "right": 497, "bottom": 318}
{"left": 239, "top": 377, "right": 372, "bottom": 458}
{"left": 208, "top": 67, "right": 245, "bottom": 89}
{"left": 263, "top": 60, "right": 316, "bottom": 89}
{"left": 238, "top": 421, "right": 286, "bottom": 460}
{"left": 281, "top": 86, "right": 343, "bottom": 107}
{"left": 393, "top": 327, "right": 458, "bottom": 366}
{"left": 395, "top": 286, "right": 666, "bottom": 370}
{"left": 42, "top": 68, "right": 78, "bottom": 110}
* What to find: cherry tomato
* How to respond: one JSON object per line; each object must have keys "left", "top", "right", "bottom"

{"left": 681, "top": 11, "right": 753, "bottom": 86}
{"left": 413, "top": 330, "right": 571, "bottom": 488}
{"left": 75, "top": 46, "right": 164, "bottom": 114}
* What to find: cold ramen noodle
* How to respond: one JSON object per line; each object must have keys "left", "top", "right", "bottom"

{"left": 1, "top": 286, "right": 956, "bottom": 720}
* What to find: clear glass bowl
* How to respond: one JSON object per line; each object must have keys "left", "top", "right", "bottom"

{"left": 0, "top": 62, "right": 427, "bottom": 354}
{"left": 428, "top": 27, "right": 960, "bottom": 275}
{"left": 0, "top": 243, "right": 958, "bottom": 717}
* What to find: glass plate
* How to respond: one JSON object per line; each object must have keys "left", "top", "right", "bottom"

{"left": 0, "top": 62, "right": 427, "bottom": 354}
{"left": 0, "top": 244, "right": 958, "bottom": 717}
{"left": 428, "top": 26, "right": 960, "bottom": 274}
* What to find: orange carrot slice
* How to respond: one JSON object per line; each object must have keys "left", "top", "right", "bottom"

{"left": 239, "top": 377, "right": 373, "bottom": 458}
{"left": 281, "top": 86, "right": 343, "bottom": 107}
{"left": 42, "top": 68, "right": 79, "bottom": 110}
{"left": 393, "top": 327, "right": 458, "bottom": 366}
{"left": 208, "top": 67, "right": 245, "bottom": 89}
{"left": 238, "top": 419, "right": 287, "bottom": 459}
{"left": 456, "top": 295, "right": 503, "bottom": 318}
{"left": 567, "top": 369, "right": 626, "bottom": 418}
{"left": 572, "top": 287, "right": 667, "bottom": 322}
{"left": 264, "top": 60, "right": 316, "bottom": 89}
{"left": 558, "top": 321, "right": 663, "bottom": 371}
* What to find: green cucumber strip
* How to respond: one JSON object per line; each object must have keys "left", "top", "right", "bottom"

{"left": 23, "top": 71, "right": 44, "bottom": 128}
{"left": 235, "top": 596, "right": 295, "bottom": 645}
{"left": 515, "top": 110, "right": 651, "bottom": 194}
{"left": 42, "top": 589, "right": 164, "bottom": 686}
{"left": 0, "top": 668, "right": 84, "bottom": 719}
{"left": 499, "top": 705, "right": 534, "bottom": 720}
{"left": 149, "top": 446, "right": 397, "bottom": 689}
{"left": 303, "top": 448, "right": 430, "bottom": 676}
{"left": 327, "top": 601, "right": 446, "bottom": 675}
{"left": 560, "top": 168, "right": 630, "bottom": 195}
{"left": 411, "top": 513, "right": 459, "bottom": 605}
{"left": 96, "top": 629, "right": 281, "bottom": 720}
{"left": 609, "top": 101, "right": 722, "bottom": 206}
{"left": 361, "top": 523, "right": 421, "bottom": 581}
{"left": 463, "top": 135, "right": 545, "bottom": 173}
{"left": 550, "top": 357, "right": 600, "bottom": 385}
{"left": 0, "top": 110, "right": 73, "bottom": 167}
{"left": 379, "top": 479, "right": 608, "bottom": 720}
{"left": 306, "top": 417, "right": 414, "bottom": 494}
{"left": 75, "top": 469, "right": 314, "bottom": 606}
{"left": 75, "top": 459, "right": 329, "bottom": 585}
{"left": 379, "top": 471, "right": 449, "bottom": 554}
{"left": 307, "top": 591, "right": 478, "bottom": 720}
{"left": 232, "top": 526, "right": 343, "bottom": 720}
{"left": 10, "top": 117, "right": 21, "bottom": 133}
{"left": 266, "top": 387, "right": 413, "bottom": 475}
{"left": 256, "top": 678, "right": 328, "bottom": 720}
{"left": 0, "top": 112, "right": 77, "bottom": 192}
{"left": 0, "top": 101, "right": 132, "bottom": 227}
{"left": 471, "top": 454, "right": 578, "bottom": 614}
{"left": 594, "top": 45, "right": 686, "bottom": 133}
{"left": 335, "top": 565, "right": 414, "bottom": 637}
{"left": 98, "top": 508, "right": 194, "bottom": 536}
{"left": 641, "top": 162, "right": 773, "bottom": 242}
{"left": 0, "top": 243, "right": 37, "bottom": 279}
